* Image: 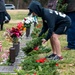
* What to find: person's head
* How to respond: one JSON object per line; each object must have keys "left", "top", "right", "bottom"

{"left": 28, "top": 9, "right": 37, "bottom": 16}
{"left": 28, "top": 1, "right": 43, "bottom": 17}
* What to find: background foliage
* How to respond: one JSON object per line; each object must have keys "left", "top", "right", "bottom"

{"left": 5, "top": 0, "right": 48, "bottom": 9}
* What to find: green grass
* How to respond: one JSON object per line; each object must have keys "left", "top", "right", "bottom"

{"left": 10, "top": 12, "right": 27, "bottom": 20}
{"left": 0, "top": 10, "right": 75, "bottom": 75}
{"left": 0, "top": 73, "right": 16, "bottom": 75}
{"left": 7, "top": 10, "right": 28, "bottom": 20}
{"left": 46, "top": 35, "right": 75, "bottom": 75}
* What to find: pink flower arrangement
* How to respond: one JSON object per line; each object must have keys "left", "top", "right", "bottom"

{"left": 1, "top": 50, "right": 9, "bottom": 61}
{"left": 9, "top": 27, "right": 22, "bottom": 38}
{"left": 4, "top": 27, "right": 22, "bottom": 43}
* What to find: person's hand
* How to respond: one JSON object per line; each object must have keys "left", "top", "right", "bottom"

{"left": 42, "top": 39, "right": 46, "bottom": 44}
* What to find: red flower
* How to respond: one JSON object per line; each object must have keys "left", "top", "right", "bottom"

{"left": 40, "top": 58, "right": 46, "bottom": 63}
{"left": 36, "top": 58, "right": 46, "bottom": 63}
{"left": 34, "top": 73, "right": 37, "bottom": 75}
{"left": 24, "top": 18, "right": 26, "bottom": 21}
{"left": 55, "top": 63, "right": 59, "bottom": 67}
{"left": 34, "top": 46, "right": 39, "bottom": 51}
{"left": 36, "top": 60, "right": 40, "bottom": 63}
{"left": 17, "top": 22, "right": 24, "bottom": 30}
{"left": 10, "top": 27, "right": 22, "bottom": 38}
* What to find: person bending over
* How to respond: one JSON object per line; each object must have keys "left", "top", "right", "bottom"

{"left": 28, "top": 1, "right": 71, "bottom": 60}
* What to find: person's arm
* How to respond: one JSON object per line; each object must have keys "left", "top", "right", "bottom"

{"left": 39, "top": 20, "right": 48, "bottom": 37}
{"left": 42, "top": 19, "right": 55, "bottom": 44}
{"left": 45, "top": 18, "right": 55, "bottom": 41}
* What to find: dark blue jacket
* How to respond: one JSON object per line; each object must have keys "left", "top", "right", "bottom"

{"left": 28, "top": 1, "right": 71, "bottom": 41}
{"left": 0, "top": 0, "right": 6, "bottom": 12}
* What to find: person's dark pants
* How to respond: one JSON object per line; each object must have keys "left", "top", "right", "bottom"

{"left": 66, "top": 12, "right": 75, "bottom": 49}
{"left": 0, "top": 12, "right": 5, "bottom": 30}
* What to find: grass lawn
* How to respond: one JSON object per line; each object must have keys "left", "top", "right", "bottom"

{"left": 0, "top": 10, "right": 75, "bottom": 75}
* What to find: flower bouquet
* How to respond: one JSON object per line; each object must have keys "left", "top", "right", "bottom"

{"left": 23, "top": 16, "right": 34, "bottom": 37}
{"left": 17, "top": 22, "right": 24, "bottom": 31}
{"left": 4, "top": 27, "right": 22, "bottom": 43}
{"left": 23, "top": 16, "right": 34, "bottom": 28}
